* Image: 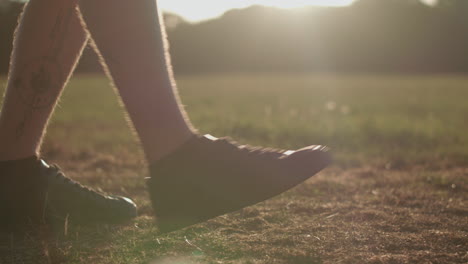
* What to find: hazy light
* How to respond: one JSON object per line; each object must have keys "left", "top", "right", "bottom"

{"left": 420, "top": 0, "right": 438, "bottom": 6}
{"left": 158, "top": 0, "right": 355, "bottom": 22}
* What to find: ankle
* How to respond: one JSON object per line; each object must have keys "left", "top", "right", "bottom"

{"left": 0, "top": 123, "right": 41, "bottom": 161}
{"left": 144, "top": 129, "right": 196, "bottom": 163}
{"left": 0, "top": 155, "right": 39, "bottom": 165}
{"left": 0, "top": 145, "right": 39, "bottom": 162}
{"left": 0, "top": 155, "right": 47, "bottom": 232}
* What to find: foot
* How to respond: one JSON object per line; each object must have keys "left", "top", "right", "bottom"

{"left": 0, "top": 157, "right": 47, "bottom": 232}
{"left": 147, "top": 134, "right": 331, "bottom": 233}
{"left": 0, "top": 156, "right": 137, "bottom": 232}
{"left": 42, "top": 159, "right": 137, "bottom": 224}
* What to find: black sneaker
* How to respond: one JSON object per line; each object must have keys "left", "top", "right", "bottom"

{"left": 0, "top": 156, "right": 47, "bottom": 232}
{"left": 0, "top": 156, "right": 137, "bottom": 232}
{"left": 148, "top": 134, "right": 331, "bottom": 233}
{"left": 42, "top": 160, "right": 137, "bottom": 224}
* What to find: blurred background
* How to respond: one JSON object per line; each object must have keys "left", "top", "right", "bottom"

{"left": 1, "top": 0, "right": 467, "bottom": 75}
{"left": 1, "top": 0, "right": 468, "bottom": 168}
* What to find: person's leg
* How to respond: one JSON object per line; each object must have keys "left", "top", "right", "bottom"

{"left": 78, "top": 0, "right": 331, "bottom": 233}
{"left": 0, "top": 0, "right": 86, "bottom": 231}
{"left": 0, "top": 0, "right": 87, "bottom": 161}
{"left": 78, "top": 0, "right": 194, "bottom": 162}
{"left": 0, "top": 0, "right": 136, "bottom": 230}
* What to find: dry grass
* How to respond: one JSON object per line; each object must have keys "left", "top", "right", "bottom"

{"left": 1, "top": 154, "right": 466, "bottom": 263}
{"left": 0, "top": 74, "right": 467, "bottom": 263}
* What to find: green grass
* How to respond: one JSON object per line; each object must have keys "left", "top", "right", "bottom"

{"left": 41, "top": 73, "right": 468, "bottom": 167}
{"left": 0, "top": 73, "right": 467, "bottom": 263}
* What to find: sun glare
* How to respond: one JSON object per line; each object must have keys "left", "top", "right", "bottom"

{"left": 159, "top": 0, "right": 355, "bottom": 22}
{"left": 254, "top": 0, "right": 354, "bottom": 8}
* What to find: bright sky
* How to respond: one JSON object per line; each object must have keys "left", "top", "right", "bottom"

{"left": 158, "top": 0, "right": 355, "bottom": 22}
{"left": 7, "top": 0, "right": 438, "bottom": 22}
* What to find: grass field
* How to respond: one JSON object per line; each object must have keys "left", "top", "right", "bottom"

{"left": 0, "top": 73, "right": 467, "bottom": 263}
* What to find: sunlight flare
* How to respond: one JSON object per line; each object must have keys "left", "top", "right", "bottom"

{"left": 158, "top": 0, "right": 355, "bottom": 22}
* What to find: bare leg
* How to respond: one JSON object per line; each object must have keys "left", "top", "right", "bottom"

{"left": 77, "top": 0, "right": 331, "bottom": 233}
{"left": 0, "top": 0, "right": 137, "bottom": 229}
{"left": 0, "top": 0, "right": 88, "bottom": 160}
{"left": 78, "top": 0, "right": 194, "bottom": 162}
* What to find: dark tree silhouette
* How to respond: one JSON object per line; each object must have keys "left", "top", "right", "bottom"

{"left": 1, "top": 0, "right": 467, "bottom": 74}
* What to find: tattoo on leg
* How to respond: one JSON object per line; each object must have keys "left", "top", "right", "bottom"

{"left": 50, "top": 7, "right": 75, "bottom": 61}
{"left": 50, "top": 12, "right": 63, "bottom": 40}
{"left": 15, "top": 108, "right": 33, "bottom": 140}
{"left": 15, "top": 59, "right": 62, "bottom": 110}
{"left": 13, "top": 59, "right": 62, "bottom": 139}
{"left": 13, "top": 5, "right": 77, "bottom": 139}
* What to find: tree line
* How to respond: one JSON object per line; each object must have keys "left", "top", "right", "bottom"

{"left": 1, "top": 0, "right": 467, "bottom": 74}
